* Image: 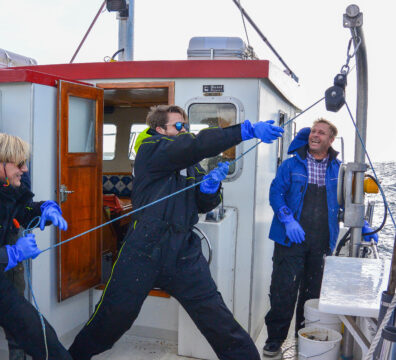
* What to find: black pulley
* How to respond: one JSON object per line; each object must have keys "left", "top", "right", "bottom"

{"left": 325, "top": 73, "right": 347, "bottom": 112}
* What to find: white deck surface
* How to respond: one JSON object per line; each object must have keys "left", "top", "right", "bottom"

{"left": 57, "top": 316, "right": 298, "bottom": 360}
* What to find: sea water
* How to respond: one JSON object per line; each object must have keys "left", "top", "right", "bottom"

{"left": 367, "top": 162, "right": 396, "bottom": 260}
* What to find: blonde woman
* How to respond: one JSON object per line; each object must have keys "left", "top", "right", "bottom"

{"left": 0, "top": 133, "right": 71, "bottom": 360}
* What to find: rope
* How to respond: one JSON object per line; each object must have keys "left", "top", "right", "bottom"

{"left": 20, "top": 95, "right": 328, "bottom": 356}
{"left": 363, "top": 292, "right": 396, "bottom": 360}
{"left": 22, "top": 216, "right": 48, "bottom": 360}
{"left": 237, "top": 0, "right": 251, "bottom": 48}
{"left": 25, "top": 262, "right": 48, "bottom": 360}
{"left": 345, "top": 101, "right": 396, "bottom": 230}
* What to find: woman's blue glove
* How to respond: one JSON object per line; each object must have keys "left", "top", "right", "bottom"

{"left": 277, "top": 205, "right": 305, "bottom": 244}
{"left": 39, "top": 200, "right": 68, "bottom": 231}
{"left": 362, "top": 220, "right": 379, "bottom": 243}
{"left": 200, "top": 162, "right": 229, "bottom": 194}
{"left": 240, "top": 120, "right": 284, "bottom": 143}
{"left": 5, "top": 234, "right": 41, "bottom": 271}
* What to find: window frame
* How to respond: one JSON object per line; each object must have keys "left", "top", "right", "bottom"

{"left": 103, "top": 123, "right": 117, "bottom": 161}
{"left": 185, "top": 96, "right": 245, "bottom": 181}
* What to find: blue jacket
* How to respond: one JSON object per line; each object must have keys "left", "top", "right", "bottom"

{"left": 268, "top": 128, "right": 341, "bottom": 252}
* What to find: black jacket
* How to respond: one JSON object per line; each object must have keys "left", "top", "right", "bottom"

{"left": 131, "top": 125, "right": 242, "bottom": 228}
{"left": 0, "top": 183, "right": 43, "bottom": 264}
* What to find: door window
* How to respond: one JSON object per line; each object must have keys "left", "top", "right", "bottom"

{"left": 68, "top": 96, "right": 96, "bottom": 153}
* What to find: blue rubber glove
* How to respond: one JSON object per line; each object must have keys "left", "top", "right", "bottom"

{"left": 5, "top": 234, "right": 41, "bottom": 271}
{"left": 240, "top": 120, "right": 284, "bottom": 143}
{"left": 200, "top": 162, "right": 229, "bottom": 194}
{"left": 277, "top": 205, "right": 305, "bottom": 244}
{"left": 39, "top": 201, "right": 68, "bottom": 231}
{"left": 362, "top": 220, "right": 378, "bottom": 243}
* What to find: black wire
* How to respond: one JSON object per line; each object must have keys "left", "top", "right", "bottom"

{"left": 335, "top": 228, "right": 351, "bottom": 256}
{"left": 111, "top": 48, "right": 125, "bottom": 61}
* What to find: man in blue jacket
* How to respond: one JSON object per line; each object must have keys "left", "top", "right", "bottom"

{"left": 263, "top": 119, "right": 341, "bottom": 357}
{"left": 69, "top": 105, "right": 284, "bottom": 360}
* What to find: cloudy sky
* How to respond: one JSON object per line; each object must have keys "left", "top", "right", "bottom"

{"left": 0, "top": 0, "right": 395, "bottom": 162}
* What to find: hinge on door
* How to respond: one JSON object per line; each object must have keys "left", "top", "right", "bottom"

{"left": 59, "top": 184, "right": 75, "bottom": 203}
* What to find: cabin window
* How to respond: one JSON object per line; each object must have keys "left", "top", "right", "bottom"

{"left": 103, "top": 124, "right": 117, "bottom": 160}
{"left": 188, "top": 103, "right": 237, "bottom": 175}
{"left": 128, "top": 124, "right": 149, "bottom": 160}
{"left": 68, "top": 96, "right": 95, "bottom": 153}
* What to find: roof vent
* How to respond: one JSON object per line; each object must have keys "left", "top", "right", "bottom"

{"left": 187, "top": 37, "right": 256, "bottom": 60}
{"left": 0, "top": 49, "right": 37, "bottom": 68}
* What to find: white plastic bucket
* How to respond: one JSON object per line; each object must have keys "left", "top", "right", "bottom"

{"left": 298, "top": 326, "right": 342, "bottom": 360}
{"left": 304, "top": 299, "right": 342, "bottom": 332}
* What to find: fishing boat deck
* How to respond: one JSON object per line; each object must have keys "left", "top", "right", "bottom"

{"left": 58, "top": 318, "right": 298, "bottom": 360}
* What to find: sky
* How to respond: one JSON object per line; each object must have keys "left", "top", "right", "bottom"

{"left": 0, "top": 0, "right": 395, "bottom": 162}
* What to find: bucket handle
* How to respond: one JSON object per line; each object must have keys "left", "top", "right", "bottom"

{"left": 298, "top": 344, "right": 336, "bottom": 359}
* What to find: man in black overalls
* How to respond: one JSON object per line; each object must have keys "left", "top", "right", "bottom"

{"left": 69, "top": 105, "right": 284, "bottom": 360}
{"left": 263, "top": 119, "right": 341, "bottom": 357}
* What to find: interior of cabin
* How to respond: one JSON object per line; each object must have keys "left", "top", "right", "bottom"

{"left": 97, "top": 81, "right": 238, "bottom": 298}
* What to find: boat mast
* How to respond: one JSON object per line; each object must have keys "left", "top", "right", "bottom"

{"left": 344, "top": 5, "right": 368, "bottom": 258}
{"left": 117, "top": 0, "right": 134, "bottom": 61}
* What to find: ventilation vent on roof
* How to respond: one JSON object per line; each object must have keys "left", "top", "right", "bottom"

{"left": 0, "top": 49, "right": 37, "bottom": 68}
{"left": 187, "top": 37, "right": 256, "bottom": 60}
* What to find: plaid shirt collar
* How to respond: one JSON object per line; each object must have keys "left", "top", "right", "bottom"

{"left": 306, "top": 151, "right": 329, "bottom": 186}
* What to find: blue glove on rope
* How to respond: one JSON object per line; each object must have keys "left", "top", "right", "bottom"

{"left": 241, "top": 120, "right": 284, "bottom": 143}
{"left": 39, "top": 201, "right": 68, "bottom": 231}
{"left": 200, "top": 162, "right": 229, "bottom": 194}
{"left": 5, "top": 234, "right": 41, "bottom": 271}
{"left": 277, "top": 205, "right": 305, "bottom": 244}
{"left": 362, "top": 220, "right": 379, "bottom": 243}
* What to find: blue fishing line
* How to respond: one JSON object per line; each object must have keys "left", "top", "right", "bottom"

{"left": 36, "top": 96, "right": 326, "bottom": 252}
{"left": 22, "top": 216, "right": 48, "bottom": 359}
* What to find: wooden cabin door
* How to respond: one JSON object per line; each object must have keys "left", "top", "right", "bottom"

{"left": 57, "top": 80, "right": 103, "bottom": 301}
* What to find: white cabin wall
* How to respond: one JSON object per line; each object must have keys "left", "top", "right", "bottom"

{"left": 30, "top": 84, "right": 91, "bottom": 337}
{"left": 249, "top": 80, "right": 297, "bottom": 340}
{"left": 0, "top": 83, "right": 32, "bottom": 141}
{"left": 0, "top": 83, "right": 92, "bottom": 338}
{"left": 176, "top": 78, "right": 258, "bottom": 331}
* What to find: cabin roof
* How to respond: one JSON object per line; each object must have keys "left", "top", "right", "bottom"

{"left": 1, "top": 60, "right": 269, "bottom": 83}
{"left": 0, "top": 60, "right": 300, "bottom": 108}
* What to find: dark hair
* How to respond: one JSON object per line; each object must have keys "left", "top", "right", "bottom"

{"left": 146, "top": 105, "right": 188, "bottom": 130}
{"left": 313, "top": 118, "right": 338, "bottom": 138}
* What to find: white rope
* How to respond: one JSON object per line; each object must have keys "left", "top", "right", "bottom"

{"left": 364, "top": 292, "right": 396, "bottom": 360}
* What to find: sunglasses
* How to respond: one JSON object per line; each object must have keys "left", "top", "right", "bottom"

{"left": 166, "top": 122, "right": 190, "bottom": 132}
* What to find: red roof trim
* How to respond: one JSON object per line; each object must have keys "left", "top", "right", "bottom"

{"left": 0, "top": 69, "right": 92, "bottom": 87}
{"left": 10, "top": 60, "right": 269, "bottom": 81}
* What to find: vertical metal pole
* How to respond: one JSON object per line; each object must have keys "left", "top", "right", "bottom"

{"left": 342, "top": 5, "right": 368, "bottom": 359}
{"left": 118, "top": 0, "right": 134, "bottom": 61}
{"left": 350, "top": 24, "right": 368, "bottom": 257}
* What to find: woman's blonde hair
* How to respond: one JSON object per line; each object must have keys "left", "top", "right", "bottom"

{"left": 0, "top": 133, "right": 30, "bottom": 165}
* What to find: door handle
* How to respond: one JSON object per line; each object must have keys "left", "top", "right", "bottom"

{"left": 59, "top": 184, "right": 75, "bottom": 203}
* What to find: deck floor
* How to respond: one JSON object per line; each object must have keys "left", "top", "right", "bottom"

{"left": 0, "top": 317, "right": 298, "bottom": 359}
{"left": 60, "top": 321, "right": 298, "bottom": 360}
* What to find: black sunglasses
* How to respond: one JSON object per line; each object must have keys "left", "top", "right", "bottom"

{"left": 166, "top": 122, "right": 189, "bottom": 132}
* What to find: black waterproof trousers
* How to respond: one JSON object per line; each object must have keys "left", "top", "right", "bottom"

{"left": 0, "top": 271, "right": 71, "bottom": 360}
{"left": 264, "top": 242, "right": 330, "bottom": 343}
{"left": 265, "top": 184, "right": 331, "bottom": 343}
{"left": 69, "top": 217, "right": 259, "bottom": 360}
